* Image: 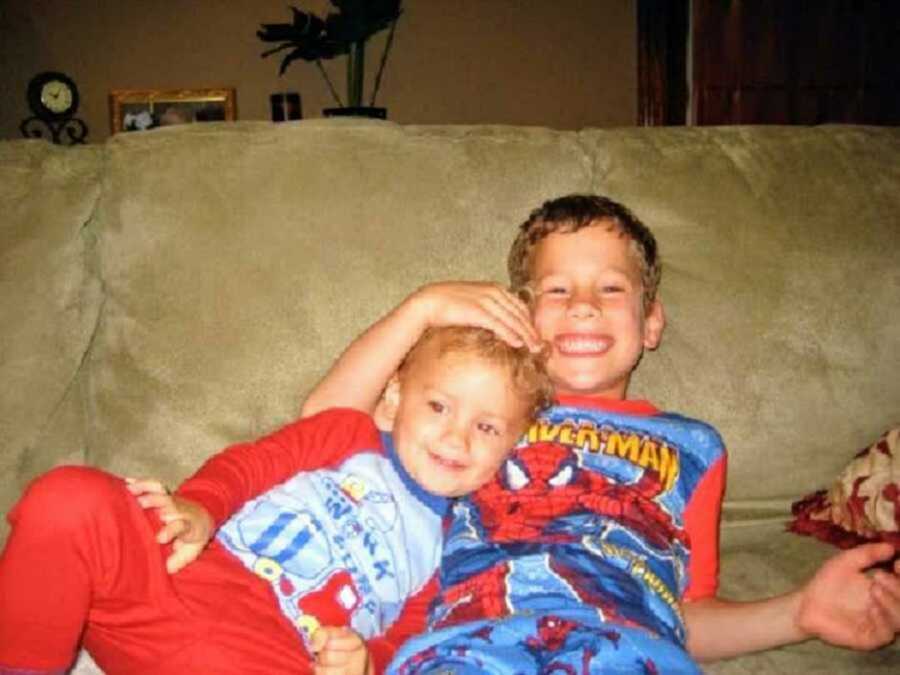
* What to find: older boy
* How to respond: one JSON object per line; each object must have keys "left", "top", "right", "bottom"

{"left": 0, "top": 326, "right": 551, "bottom": 675}
{"left": 301, "top": 194, "right": 900, "bottom": 672}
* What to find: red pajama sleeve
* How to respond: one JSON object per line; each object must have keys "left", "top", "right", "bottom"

{"left": 176, "top": 407, "right": 382, "bottom": 527}
{"left": 682, "top": 453, "right": 727, "bottom": 601}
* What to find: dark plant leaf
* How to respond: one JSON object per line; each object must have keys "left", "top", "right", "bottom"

{"left": 290, "top": 6, "right": 327, "bottom": 39}
{"left": 279, "top": 48, "right": 318, "bottom": 74}
{"left": 327, "top": 0, "right": 401, "bottom": 43}
{"left": 257, "top": 24, "right": 296, "bottom": 43}
{"left": 260, "top": 42, "right": 297, "bottom": 59}
{"left": 257, "top": 6, "right": 327, "bottom": 46}
{"left": 258, "top": 1, "right": 402, "bottom": 77}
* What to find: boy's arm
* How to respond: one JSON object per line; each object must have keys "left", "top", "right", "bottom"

{"left": 300, "top": 282, "right": 540, "bottom": 418}
{"left": 684, "top": 543, "right": 900, "bottom": 662}
{"left": 684, "top": 594, "right": 805, "bottom": 661}
{"left": 176, "top": 408, "right": 381, "bottom": 526}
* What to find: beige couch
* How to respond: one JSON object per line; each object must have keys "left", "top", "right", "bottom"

{"left": 1, "top": 121, "right": 898, "bottom": 673}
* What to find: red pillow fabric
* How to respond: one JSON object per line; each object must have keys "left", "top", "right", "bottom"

{"left": 789, "top": 428, "right": 900, "bottom": 550}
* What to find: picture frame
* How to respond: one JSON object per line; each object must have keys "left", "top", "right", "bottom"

{"left": 109, "top": 87, "right": 236, "bottom": 134}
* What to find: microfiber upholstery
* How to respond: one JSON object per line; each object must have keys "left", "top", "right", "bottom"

{"left": 0, "top": 141, "right": 103, "bottom": 535}
{"left": 580, "top": 126, "right": 900, "bottom": 503}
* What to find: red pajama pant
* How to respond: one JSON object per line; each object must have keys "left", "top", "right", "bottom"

{"left": 0, "top": 466, "right": 312, "bottom": 675}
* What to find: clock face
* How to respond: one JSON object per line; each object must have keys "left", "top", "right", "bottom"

{"left": 27, "top": 71, "right": 80, "bottom": 121}
{"left": 40, "top": 80, "right": 74, "bottom": 114}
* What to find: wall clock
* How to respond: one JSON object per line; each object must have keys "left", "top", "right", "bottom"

{"left": 20, "top": 71, "right": 88, "bottom": 145}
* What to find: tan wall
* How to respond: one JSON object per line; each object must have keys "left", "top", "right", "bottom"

{"left": 1, "top": 0, "right": 637, "bottom": 142}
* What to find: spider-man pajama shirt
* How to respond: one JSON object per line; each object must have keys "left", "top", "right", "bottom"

{"left": 389, "top": 395, "right": 726, "bottom": 674}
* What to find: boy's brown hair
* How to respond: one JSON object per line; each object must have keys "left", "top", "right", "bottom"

{"left": 399, "top": 326, "right": 554, "bottom": 419}
{"left": 507, "top": 194, "right": 662, "bottom": 310}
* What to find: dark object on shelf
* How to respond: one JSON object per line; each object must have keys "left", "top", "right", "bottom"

{"left": 323, "top": 106, "right": 385, "bottom": 119}
{"left": 271, "top": 92, "right": 303, "bottom": 121}
{"left": 20, "top": 71, "right": 88, "bottom": 145}
{"left": 258, "top": 1, "right": 401, "bottom": 117}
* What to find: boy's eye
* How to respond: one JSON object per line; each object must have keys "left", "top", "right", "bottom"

{"left": 601, "top": 285, "right": 624, "bottom": 293}
{"left": 477, "top": 422, "right": 500, "bottom": 436}
{"left": 428, "top": 401, "right": 445, "bottom": 413}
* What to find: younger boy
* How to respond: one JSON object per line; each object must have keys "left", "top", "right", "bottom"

{"left": 0, "top": 326, "right": 552, "bottom": 675}
{"left": 301, "top": 194, "right": 900, "bottom": 673}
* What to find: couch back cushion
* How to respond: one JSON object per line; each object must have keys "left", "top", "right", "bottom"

{"left": 0, "top": 141, "right": 103, "bottom": 532}
{"left": 86, "top": 122, "right": 900, "bottom": 504}
{"left": 87, "top": 122, "right": 591, "bottom": 485}
{"left": 583, "top": 126, "right": 900, "bottom": 502}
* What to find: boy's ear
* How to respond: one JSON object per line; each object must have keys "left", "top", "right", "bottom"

{"left": 378, "top": 375, "right": 402, "bottom": 430}
{"left": 643, "top": 299, "right": 666, "bottom": 350}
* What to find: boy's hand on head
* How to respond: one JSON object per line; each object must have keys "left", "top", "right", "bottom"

{"left": 310, "top": 626, "right": 373, "bottom": 675}
{"left": 796, "top": 542, "right": 900, "bottom": 650}
{"left": 412, "top": 281, "right": 542, "bottom": 352}
{"left": 124, "top": 477, "right": 215, "bottom": 574}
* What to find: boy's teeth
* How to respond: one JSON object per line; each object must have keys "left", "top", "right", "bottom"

{"left": 557, "top": 336, "right": 610, "bottom": 353}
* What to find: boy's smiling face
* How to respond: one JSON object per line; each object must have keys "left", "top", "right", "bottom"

{"left": 529, "top": 221, "right": 665, "bottom": 399}
{"left": 386, "top": 348, "right": 531, "bottom": 498}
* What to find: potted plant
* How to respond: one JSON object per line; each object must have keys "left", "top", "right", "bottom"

{"left": 258, "top": 0, "right": 402, "bottom": 119}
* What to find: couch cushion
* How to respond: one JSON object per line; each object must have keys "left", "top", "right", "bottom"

{"left": 86, "top": 121, "right": 592, "bottom": 485}
{"left": 85, "top": 122, "right": 900, "bottom": 502}
{"left": 0, "top": 140, "right": 103, "bottom": 541}
{"left": 707, "top": 519, "right": 900, "bottom": 674}
{"left": 580, "top": 126, "right": 900, "bottom": 503}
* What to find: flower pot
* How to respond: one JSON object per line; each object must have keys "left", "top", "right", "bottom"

{"left": 323, "top": 106, "right": 387, "bottom": 119}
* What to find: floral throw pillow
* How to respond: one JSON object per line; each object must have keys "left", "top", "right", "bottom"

{"left": 789, "top": 427, "right": 900, "bottom": 550}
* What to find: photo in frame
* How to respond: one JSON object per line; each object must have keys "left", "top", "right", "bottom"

{"left": 109, "top": 88, "right": 236, "bottom": 133}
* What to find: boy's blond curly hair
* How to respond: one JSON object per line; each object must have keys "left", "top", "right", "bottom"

{"left": 400, "top": 326, "right": 554, "bottom": 419}
{"left": 507, "top": 194, "right": 662, "bottom": 311}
